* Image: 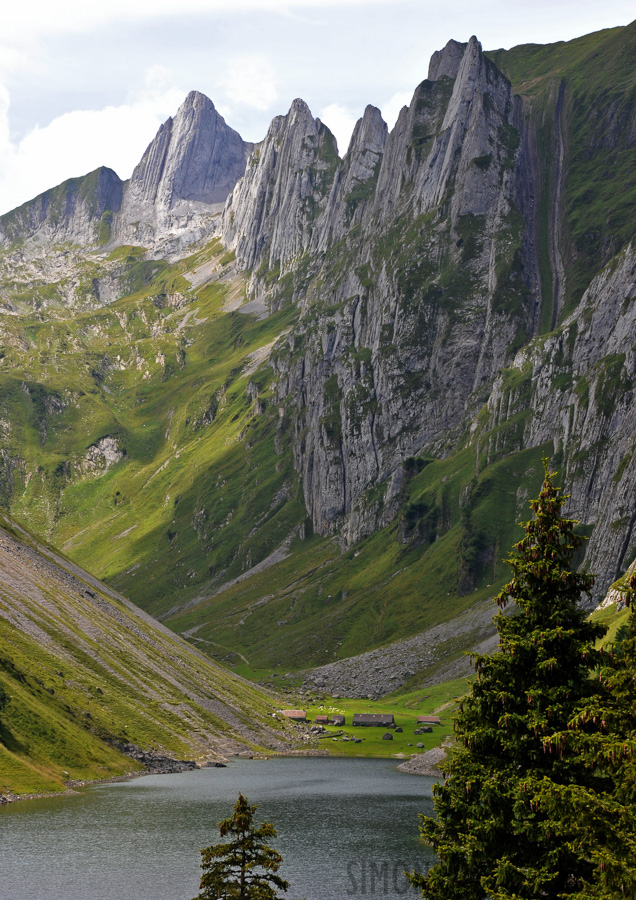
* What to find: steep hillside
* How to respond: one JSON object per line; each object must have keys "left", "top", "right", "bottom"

{"left": 0, "top": 23, "right": 634, "bottom": 689}
{"left": 0, "top": 512, "right": 296, "bottom": 797}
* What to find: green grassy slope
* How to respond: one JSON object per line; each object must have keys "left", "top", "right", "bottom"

{"left": 167, "top": 447, "right": 549, "bottom": 677}
{"left": 0, "top": 512, "right": 296, "bottom": 797}
{"left": 488, "top": 20, "right": 636, "bottom": 323}
{"left": 0, "top": 240, "right": 306, "bottom": 620}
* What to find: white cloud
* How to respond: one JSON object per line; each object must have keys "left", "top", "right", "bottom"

{"left": 319, "top": 104, "right": 358, "bottom": 157}
{"left": 0, "top": 69, "right": 186, "bottom": 214}
{"left": 381, "top": 91, "right": 414, "bottom": 132}
{"left": 222, "top": 55, "right": 279, "bottom": 111}
{"left": 2, "top": 0, "right": 411, "bottom": 37}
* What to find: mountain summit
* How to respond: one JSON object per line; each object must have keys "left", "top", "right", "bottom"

{"left": 117, "top": 91, "right": 253, "bottom": 245}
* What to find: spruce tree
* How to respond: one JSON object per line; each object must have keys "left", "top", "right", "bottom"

{"left": 409, "top": 463, "right": 610, "bottom": 899}
{"left": 532, "top": 577, "right": 636, "bottom": 899}
{"left": 192, "top": 793, "right": 289, "bottom": 900}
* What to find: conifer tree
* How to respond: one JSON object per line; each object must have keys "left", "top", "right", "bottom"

{"left": 409, "top": 462, "right": 610, "bottom": 899}
{"left": 532, "top": 576, "right": 636, "bottom": 899}
{"left": 192, "top": 793, "right": 289, "bottom": 900}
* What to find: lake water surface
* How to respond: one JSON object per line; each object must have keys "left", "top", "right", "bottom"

{"left": 1, "top": 757, "right": 437, "bottom": 900}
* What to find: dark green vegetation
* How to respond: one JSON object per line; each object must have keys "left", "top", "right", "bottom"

{"left": 410, "top": 468, "right": 636, "bottom": 899}
{"left": 193, "top": 793, "right": 289, "bottom": 900}
{"left": 0, "top": 512, "right": 294, "bottom": 797}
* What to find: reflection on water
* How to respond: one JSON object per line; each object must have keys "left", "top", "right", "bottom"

{"left": 0, "top": 756, "right": 438, "bottom": 899}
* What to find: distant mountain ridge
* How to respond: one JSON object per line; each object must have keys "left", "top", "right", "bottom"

{"left": 0, "top": 91, "right": 252, "bottom": 253}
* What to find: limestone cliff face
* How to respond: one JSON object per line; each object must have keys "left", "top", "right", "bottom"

{"left": 313, "top": 104, "right": 387, "bottom": 250}
{"left": 477, "top": 246, "right": 636, "bottom": 599}
{"left": 230, "top": 38, "right": 532, "bottom": 539}
{"left": 222, "top": 99, "right": 339, "bottom": 271}
{"left": 116, "top": 91, "right": 253, "bottom": 247}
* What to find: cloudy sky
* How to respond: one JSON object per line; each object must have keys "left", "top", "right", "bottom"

{"left": 0, "top": 0, "right": 634, "bottom": 214}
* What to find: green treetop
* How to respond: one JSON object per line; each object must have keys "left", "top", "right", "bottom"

{"left": 192, "top": 793, "right": 289, "bottom": 900}
{"left": 410, "top": 462, "right": 614, "bottom": 899}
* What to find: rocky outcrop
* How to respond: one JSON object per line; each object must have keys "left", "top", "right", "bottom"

{"left": 396, "top": 746, "right": 447, "bottom": 776}
{"left": 222, "top": 99, "right": 339, "bottom": 271}
{"left": 597, "top": 559, "right": 636, "bottom": 610}
{"left": 0, "top": 167, "right": 122, "bottom": 247}
{"left": 112, "top": 741, "right": 198, "bottom": 774}
{"left": 80, "top": 436, "right": 124, "bottom": 476}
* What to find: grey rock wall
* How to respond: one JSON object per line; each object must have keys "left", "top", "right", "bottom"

{"left": 228, "top": 38, "right": 531, "bottom": 539}
{"left": 116, "top": 91, "right": 253, "bottom": 247}
{"left": 478, "top": 245, "right": 636, "bottom": 599}
{"left": 222, "top": 99, "right": 339, "bottom": 271}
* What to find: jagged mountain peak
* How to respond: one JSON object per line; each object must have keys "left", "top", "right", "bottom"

{"left": 428, "top": 37, "right": 468, "bottom": 80}
{"left": 222, "top": 95, "right": 340, "bottom": 269}
{"left": 267, "top": 97, "right": 337, "bottom": 148}
{"left": 121, "top": 88, "right": 251, "bottom": 219}
{"left": 182, "top": 88, "right": 216, "bottom": 108}
{"left": 346, "top": 104, "right": 388, "bottom": 156}
{"left": 288, "top": 97, "right": 314, "bottom": 118}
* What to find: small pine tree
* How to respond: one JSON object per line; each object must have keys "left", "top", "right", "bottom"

{"left": 192, "top": 793, "right": 289, "bottom": 900}
{"left": 409, "top": 462, "right": 611, "bottom": 899}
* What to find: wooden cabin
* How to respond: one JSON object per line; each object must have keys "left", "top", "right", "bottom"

{"left": 417, "top": 715, "right": 441, "bottom": 725}
{"left": 313, "top": 715, "right": 329, "bottom": 725}
{"left": 352, "top": 713, "right": 395, "bottom": 727}
{"left": 281, "top": 709, "right": 307, "bottom": 722}
{"left": 331, "top": 714, "right": 345, "bottom": 726}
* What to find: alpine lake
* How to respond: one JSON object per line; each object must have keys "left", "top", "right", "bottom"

{"left": 0, "top": 756, "right": 438, "bottom": 900}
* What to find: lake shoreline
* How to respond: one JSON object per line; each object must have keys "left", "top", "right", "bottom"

{"left": 0, "top": 746, "right": 387, "bottom": 805}
{"left": 1, "top": 740, "right": 446, "bottom": 806}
